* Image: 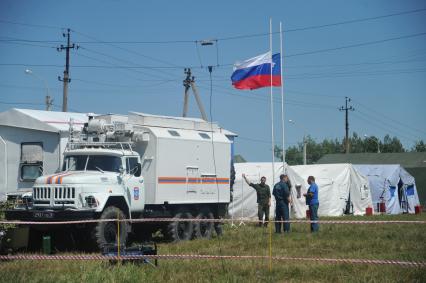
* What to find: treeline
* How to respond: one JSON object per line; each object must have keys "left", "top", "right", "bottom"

{"left": 274, "top": 133, "right": 426, "bottom": 165}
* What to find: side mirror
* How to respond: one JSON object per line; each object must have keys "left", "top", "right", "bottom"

{"left": 134, "top": 163, "right": 142, "bottom": 177}
{"left": 119, "top": 165, "right": 125, "bottom": 175}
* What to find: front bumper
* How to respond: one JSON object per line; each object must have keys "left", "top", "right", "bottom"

{"left": 5, "top": 208, "right": 96, "bottom": 222}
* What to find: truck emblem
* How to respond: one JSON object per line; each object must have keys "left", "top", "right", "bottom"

{"left": 134, "top": 187, "right": 139, "bottom": 200}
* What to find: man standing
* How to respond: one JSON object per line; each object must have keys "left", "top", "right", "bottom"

{"left": 304, "top": 176, "right": 319, "bottom": 232}
{"left": 273, "top": 174, "right": 291, "bottom": 233}
{"left": 243, "top": 174, "right": 271, "bottom": 227}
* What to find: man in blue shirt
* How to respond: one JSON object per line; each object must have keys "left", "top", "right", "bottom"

{"left": 304, "top": 176, "right": 319, "bottom": 232}
{"left": 273, "top": 174, "right": 291, "bottom": 233}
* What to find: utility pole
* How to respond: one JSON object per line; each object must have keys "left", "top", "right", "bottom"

{"left": 57, "top": 28, "right": 78, "bottom": 112}
{"left": 339, "top": 97, "right": 354, "bottom": 154}
{"left": 182, "top": 68, "right": 208, "bottom": 121}
{"left": 45, "top": 96, "right": 53, "bottom": 111}
{"left": 25, "top": 69, "right": 53, "bottom": 111}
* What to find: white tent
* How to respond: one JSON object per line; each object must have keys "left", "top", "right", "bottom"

{"left": 354, "top": 164, "right": 420, "bottom": 214}
{"left": 291, "top": 164, "right": 373, "bottom": 216}
{"left": 230, "top": 162, "right": 309, "bottom": 220}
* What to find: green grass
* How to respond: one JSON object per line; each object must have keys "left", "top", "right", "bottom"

{"left": 1, "top": 214, "right": 425, "bottom": 283}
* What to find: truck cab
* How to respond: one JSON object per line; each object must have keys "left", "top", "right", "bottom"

{"left": 32, "top": 145, "right": 144, "bottom": 215}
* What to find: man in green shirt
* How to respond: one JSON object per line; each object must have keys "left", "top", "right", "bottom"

{"left": 243, "top": 174, "right": 271, "bottom": 227}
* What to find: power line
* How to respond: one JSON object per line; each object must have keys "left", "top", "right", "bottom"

{"left": 0, "top": 100, "right": 80, "bottom": 112}
{"left": 0, "top": 41, "right": 56, "bottom": 49}
{"left": 352, "top": 111, "right": 419, "bottom": 144}
{"left": 354, "top": 107, "right": 426, "bottom": 138}
{"left": 4, "top": 31, "right": 425, "bottom": 71}
{"left": 0, "top": 19, "right": 62, "bottom": 30}
{"left": 75, "top": 50, "right": 174, "bottom": 81}
{"left": 284, "top": 8, "right": 426, "bottom": 33}
{"left": 351, "top": 99, "right": 426, "bottom": 135}
{"left": 285, "top": 32, "right": 426, "bottom": 58}
{"left": 72, "top": 29, "right": 182, "bottom": 69}
{"left": 77, "top": 46, "right": 178, "bottom": 80}
{"left": 2, "top": 7, "right": 425, "bottom": 44}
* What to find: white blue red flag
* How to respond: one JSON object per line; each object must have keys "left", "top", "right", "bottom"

{"left": 231, "top": 52, "right": 281, "bottom": 90}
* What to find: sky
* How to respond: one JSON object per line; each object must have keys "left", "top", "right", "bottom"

{"left": 0, "top": 0, "right": 425, "bottom": 161}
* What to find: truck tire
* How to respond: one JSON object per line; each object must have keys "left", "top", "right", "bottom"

{"left": 193, "top": 211, "right": 214, "bottom": 239}
{"left": 167, "top": 212, "right": 193, "bottom": 242}
{"left": 95, "top": 206, "right": 128, "bottom": 249}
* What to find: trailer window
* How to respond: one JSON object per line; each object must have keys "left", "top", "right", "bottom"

{"left": 199, "top": 133, "right": 210, "bottom": 139}
{"left": 21, "top": 143, "right": 43, "bottom": 163}
{"left": 21, "top": 164, "right": 43, "bottom": 181}
{"left": 168, "top": 130, "right": 180, "bottom": 137}
{"left": 20, "top": 143, "right": 43, "bottom": 181}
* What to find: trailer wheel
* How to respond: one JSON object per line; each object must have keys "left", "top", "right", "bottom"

{"left": 193, "top": 212, "right": 214, "bottom": 239}
{"left": 168, "top": 212, "right": 193, "bottom": 242}
{"left": 95, "top": 206, "right": 128, "bottom": 249}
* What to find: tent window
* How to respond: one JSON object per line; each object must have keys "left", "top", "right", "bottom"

{"left": 20, "top": 143, "right": 43, "bottom": 181}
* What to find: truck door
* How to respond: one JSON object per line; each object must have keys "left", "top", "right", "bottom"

{"left": 125, "top": 157, "right": 144, "bottom": 211}
{"left": 201, "top": 173, "right": 216, "bottom": 195}
{"left": 186, "top": 166, "right": 199, "bottom": 194}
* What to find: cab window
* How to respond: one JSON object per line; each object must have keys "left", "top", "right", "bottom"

{"left": 126, "top": 157, "right": 139, "bottom": 175}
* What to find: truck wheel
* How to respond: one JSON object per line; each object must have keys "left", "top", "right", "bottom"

{"left": 95, "top": 206, "right": 128, "bottom": 249}
{"left": 193, "top": 212, "right": 214, "bottom": 239}
{"left": 168, "top": 212, "right": 193, "bottom": 242}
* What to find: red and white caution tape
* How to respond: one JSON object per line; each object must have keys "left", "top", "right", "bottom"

{"left": 1, "top": 218, "right": 425, "bottom": 225}
{"left": 0, "top": 254, "right": 424, "bottom": 267}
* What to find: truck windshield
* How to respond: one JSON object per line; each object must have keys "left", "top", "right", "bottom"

{"left": 64, "top": 155, "right": 122, "bottom": 173}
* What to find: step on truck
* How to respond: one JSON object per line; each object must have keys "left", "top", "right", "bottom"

{"left": 6, "top": 112, "right": 236, "bottom": 249}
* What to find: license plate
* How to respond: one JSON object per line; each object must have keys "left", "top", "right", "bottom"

{"left": 33, "top": 211, "right": 54, "bottom": 219}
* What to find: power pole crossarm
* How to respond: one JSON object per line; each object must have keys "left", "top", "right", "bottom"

{"left": 182, "top": 68, "right": 208, "bottom": 121}
{"left": 339, "top": 97, "right": 355, "bottom": 154}
{"left": 57, "top": 28, "right": 78, "bottom": 112}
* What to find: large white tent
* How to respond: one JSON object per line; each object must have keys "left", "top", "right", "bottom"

{"left": 291, "top": 164, "right": 373, "bottom": 216}
{"left": 230, "top": 162, "right": 313, "bottom": 220}
{"left": 230, "top": 163, "right": 373, "bottom": 220}
{"left": 354, "top": 164, "right": 420, "bottom": 214}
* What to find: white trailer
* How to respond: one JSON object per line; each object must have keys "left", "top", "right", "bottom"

{"left": 0, "top": 108, "right": 88, "bottom": 201}
{"left": 6, "top": 112, "right": 236, "bottom": 248}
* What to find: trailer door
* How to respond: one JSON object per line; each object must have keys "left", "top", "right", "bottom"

{"left": 186, "top": 166, "right": 199, "bottom": 194}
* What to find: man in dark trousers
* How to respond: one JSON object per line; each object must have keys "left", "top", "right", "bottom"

{"left": 273, "top": 174, "right": 291, "bottom": 233}
{"left": 243, "top": 174, "right": 271, "bottom": 227}
{"left": 304, "top": 176, "right": 319, "bottom": 232}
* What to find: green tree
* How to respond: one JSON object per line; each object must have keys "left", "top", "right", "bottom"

{"left": 364, "top": 136, "right": 382, "bottom": 153}
{"left": 412, "top": 140, "right": 426, "bottom": 152}
{"left": 274, "top": 132, "right": 407, "bottom": 165}
{"left": 234, "top": 154, "right": 247, "bottom": 163}
{"left": 381, "top": 135, "right": 405, "bottom": 153}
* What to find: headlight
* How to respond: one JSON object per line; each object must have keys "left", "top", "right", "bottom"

{"left": 85, "top": 195, "right": 99, "bottom": 208}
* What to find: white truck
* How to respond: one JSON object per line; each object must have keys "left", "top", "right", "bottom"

{"left": 6, "top": 112, "right": 236, "bottom": 249}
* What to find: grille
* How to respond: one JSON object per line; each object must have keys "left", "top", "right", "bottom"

{"left": 33, "top": 186, "right": 76, "bottom": 205}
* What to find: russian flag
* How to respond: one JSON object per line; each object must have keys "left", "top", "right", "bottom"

{"left": 231, "top": 52, "right": 281, "bottom": 90}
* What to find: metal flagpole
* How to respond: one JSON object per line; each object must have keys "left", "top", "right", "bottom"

{"left": 239, "top": 178, "right": 245, "bottom": 226}
{"left": 280, "top": 22, "right": 285, "bottom": 173}
{"left": 268, "top": 17, "right": 274, "bottom": 273}
{"left": 230, "top": 182, "right": 236, "bottom": 228}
